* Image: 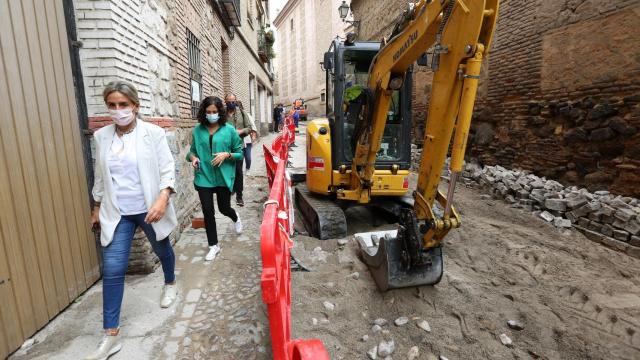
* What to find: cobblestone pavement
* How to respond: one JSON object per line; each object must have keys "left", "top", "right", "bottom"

{"left": 157, "top": 183, "right": 271, "bottom": 360}
{"left": 156, "top": 137, "right": 275, "bottom": 360}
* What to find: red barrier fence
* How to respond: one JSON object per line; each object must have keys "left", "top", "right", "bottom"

{"left": 261, "top": 117, "right": 329, "bottom": 360}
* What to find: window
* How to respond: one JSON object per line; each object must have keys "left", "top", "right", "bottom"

{"left": 290, "top": 18, "right": 293, "bottom": 31}
{"left": 321, "top": 92, "right": 326, "bottom": 103}
{"left": 249, "top": 75, "right": 256, "bottom": 116}
{"left": 341, "top": 51, "right": 403, "bottom": 162}
{"left": 187, "top": 30, "right": 202, "bottom": 118}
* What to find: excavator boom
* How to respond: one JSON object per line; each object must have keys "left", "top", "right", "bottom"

{"left": 352, "top": 0, "right": 500, "bottom": 290}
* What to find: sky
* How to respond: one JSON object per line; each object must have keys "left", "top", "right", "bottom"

{"left": 269, "top": 0, "right": 288, "bottom": 24}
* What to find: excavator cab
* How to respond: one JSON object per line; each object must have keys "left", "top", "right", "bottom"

{"left": 298, "top": 39, "right": 414, "bottom": 241}
{"left": 325, "top": 40, "right": 412, "bottom": 173}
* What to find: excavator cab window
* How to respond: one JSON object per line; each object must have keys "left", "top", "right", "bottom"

{"left": 327, "top": 41, "right": 411, "bottom": 171}
{"left": 342, "top": 56, "right": 403, "bottom": 163}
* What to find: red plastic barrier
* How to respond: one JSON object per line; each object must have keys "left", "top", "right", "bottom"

{"left": 260, "top": 116, "right": 329, "bottom": 360}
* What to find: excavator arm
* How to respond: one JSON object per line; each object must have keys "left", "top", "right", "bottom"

{"left": 352, "top": 0, "right": 499, "bottom": 290}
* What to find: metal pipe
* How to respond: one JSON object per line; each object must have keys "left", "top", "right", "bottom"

{"left": 444, "top": 171, "right": 458, "bottom": 219}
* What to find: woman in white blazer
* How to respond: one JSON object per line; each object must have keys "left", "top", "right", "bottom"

{"left": 86, "top": 81, "right": 178, "bottom": 360}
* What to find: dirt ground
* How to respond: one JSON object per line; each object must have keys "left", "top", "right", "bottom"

{"left": 290, "top": 173, "right": 640, "bottom": 360}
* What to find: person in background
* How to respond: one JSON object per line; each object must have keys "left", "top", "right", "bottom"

{"left": 236, "top": 100, "right": 258, "bottom": 171}
{"left": 273, "top": 103, "right": 283, "bottom": 132}
{"left": 186, "top": 96, "right": 244, "bottom": 262}
{"left": 87, "top": 80, "right": 178, "bottom": 360}
{"left": 289, "top": 104, "right": 300, "bottom": 132}
{"left": 224, "top": 93, "right": 251, "bottom": 206}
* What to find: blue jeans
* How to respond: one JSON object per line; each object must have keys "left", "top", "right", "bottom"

{"left": 244, "top": 143, "right": 252, "bottom": 170}
{"left": 102, "top": 213, "right": 176, "bottom": 329}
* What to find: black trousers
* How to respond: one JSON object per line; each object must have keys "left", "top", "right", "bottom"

{"left": 233, "top": 157, "right": 244, "bottom": 200}
{"left": 196, "top": 186, "right": 238, "bottom": 246}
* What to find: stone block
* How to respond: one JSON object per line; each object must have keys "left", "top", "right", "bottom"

{"left": 529, "top": 180, "right": 545, "bottom": 189}
{"left": 566, "top": 195, "right": 588, "bottom": 209}
{"left": 544, "top": 180, "right": 564, "bottom": 192}
{"left": 529, "top": 189, "right": 546, "bottom": 203}
{"left": 627, "top": 246, "right": 640, "bottom": 259}
{"left": 577, "top": 217, "right": 590, "bottom": 228}
{"left": 613, "top": 230, "right": 630, "bottom": 242}
{"left": 539, "top": 211, "right": 554, "bottom": 222}
{"left": 573, "top": 202, "right": 601, "bottom": 217}
{"left": 630, "top": 236, "right": 640, "bottom": 247}
{"left": 622, "top": 219, "right": 640, "bottom": 236}
{"left": 614, "top": 208, "right": 636, "bottom": 222}
{"left": 565, "top": 211, "right": 578, "bottom": 223}
{"left": 548, "top": 210, "right": 565, "bottom": 217}
{"left": 612, "top": 219, "right": 626, "bottom": 230}
{"left": 516, "top": 189, "right": 530, "bottom": 199}
{"left": 545, "top": 198, "right": 567, "bottom": 212}
{"left": 554, "top": 217, "right": 572, "bottom": 228}
{"left": 588, "top": 221, "right": 602, "bottom": 233}
{"left": 508, "top": 183, "right": 522, "bottom": 193}
{"left": 600, "top": 236, "right": 630, "bottom": 253}
{"left": 601, "top": 224, "right": 614, "bottom": 237}
{"left": 588, "top": 211, "right": 602, "bottom": 222}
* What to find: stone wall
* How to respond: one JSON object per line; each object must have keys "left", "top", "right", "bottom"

{"left": 351, "top": 0, "right": 640, "bottom": 197}
{"left": 470, "top": 0, "right": 640, "bottom": 198}
{"left": 76, "top": 0, "right": 274, "bottom": 273}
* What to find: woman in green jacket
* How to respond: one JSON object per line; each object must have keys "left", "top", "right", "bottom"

{"left": 187, "top": 96, "right": 244, "bottom": 261}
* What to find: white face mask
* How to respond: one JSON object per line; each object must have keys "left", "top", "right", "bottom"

{"left": 109, "top": 108, "right": 135, "bottom": 126}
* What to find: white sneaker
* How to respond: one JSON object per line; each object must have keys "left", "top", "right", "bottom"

{"left": 160, "top": 283, "right": 177, "bottom": 308}
{"left": 84, "top": 333, "right": 122, "bottom": 360}
{"left": 234, "top": 212, "right": 243, "bottom": 234}
{"left": 205, "top": 245, "right": 220, "bottom": 261}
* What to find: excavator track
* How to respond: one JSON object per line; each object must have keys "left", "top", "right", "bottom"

{"left": 295, "top": 184, "right": 347, "bottom": 240}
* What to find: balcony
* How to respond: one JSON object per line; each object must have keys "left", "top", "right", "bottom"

{"left": 217, "top": 0, "right": 241, "bottom": 27}
{"left": 258, "top": 28, "right": 275, "bottom": 63}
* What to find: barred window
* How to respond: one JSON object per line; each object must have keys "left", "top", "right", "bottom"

{"left": 187, "top": 30, "right": 202, "bottom": 118}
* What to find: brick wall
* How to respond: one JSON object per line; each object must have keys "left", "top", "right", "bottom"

{"left": 471, "top": 0, "right": 640, "bottom": 197}
{"left": 351, "top": 0, "right": 640, "bottom": 197}
{"left": 76, "top": 0, "right": 274, "bottom": 273}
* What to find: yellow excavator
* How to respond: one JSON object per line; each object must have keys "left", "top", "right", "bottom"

{"left": 295, "top": 0, "right": 499, "bottom": 290}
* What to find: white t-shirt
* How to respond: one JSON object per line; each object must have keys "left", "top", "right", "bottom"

{"left": 108, "top": 127, "right": 148, "bottom": 215}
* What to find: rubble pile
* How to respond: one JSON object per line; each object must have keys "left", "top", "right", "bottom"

{"left": 453, "top": 161, "right": 640, "bottom": 258}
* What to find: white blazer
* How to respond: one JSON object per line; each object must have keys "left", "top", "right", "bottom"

{"left": 92, "top": 120, "right": 177, "bottom": 247}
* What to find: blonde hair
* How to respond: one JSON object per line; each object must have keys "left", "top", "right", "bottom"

{"left": 102, "top": 80, "right": 140, "bottom": 106}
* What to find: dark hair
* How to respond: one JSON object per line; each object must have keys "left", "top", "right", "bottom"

{"left": 197, "top": 96, "right": 227, "bottom": 126}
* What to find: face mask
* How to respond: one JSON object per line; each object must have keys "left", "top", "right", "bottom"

{"left": 226, "top": 101, "right": 236, "bottom": 111}
{"left": 109, "top": 108, "right": 135, "bottom": 126}
{"left": 206, "top": 113, "right": 219, "bottom": 123}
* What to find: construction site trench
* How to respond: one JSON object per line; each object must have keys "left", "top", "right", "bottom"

{"left": 286, "top": 125, "right": 640, "bottom": 360}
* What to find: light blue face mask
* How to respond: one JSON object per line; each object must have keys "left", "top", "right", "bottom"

{"left": 206, "top": 113, "right": 219, "bottom": 123}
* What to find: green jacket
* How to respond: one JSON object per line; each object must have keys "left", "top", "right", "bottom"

{"left": 186, "top": 123, "right": 243, "bottom": 190}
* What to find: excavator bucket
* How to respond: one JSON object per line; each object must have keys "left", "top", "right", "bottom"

{"left": 356, "top": 229, "right": 443, "bottom": 291}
